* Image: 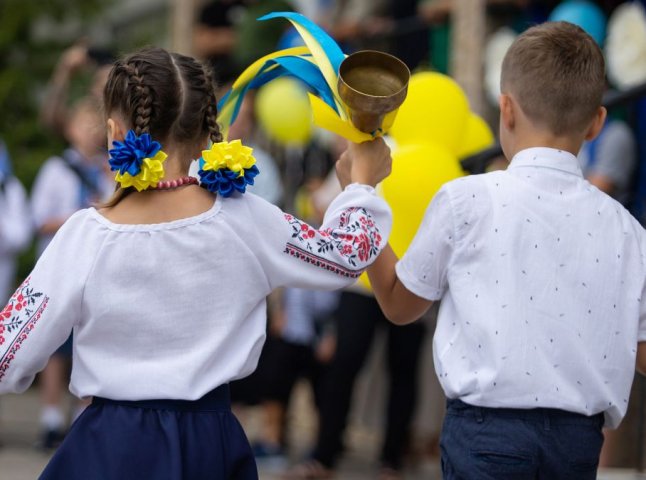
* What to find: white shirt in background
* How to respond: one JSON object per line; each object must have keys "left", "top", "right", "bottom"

{"left": 31, "top": 150, "right": 113, "bottom": 255}
{"left": 0, "top": 175, "right": 32, "bottom": 303}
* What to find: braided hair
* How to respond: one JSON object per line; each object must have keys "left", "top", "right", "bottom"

{"left": 102, "top": 47, "right": 223, "bottom": 205}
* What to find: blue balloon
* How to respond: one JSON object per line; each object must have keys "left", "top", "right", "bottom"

{"left": 549, "top": 0, "right": 607, "bottom": 46}
{"left": 276, "top": 27, "right": 305, "bottom": 50}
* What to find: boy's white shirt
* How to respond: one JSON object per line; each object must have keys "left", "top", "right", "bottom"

{"left": 0, "top": 185, "right": 391, "bottom": 401}
{"left": 397, "top": 147, "right": 646, "bottom": 428}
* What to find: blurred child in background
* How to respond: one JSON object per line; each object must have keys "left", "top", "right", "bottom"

{"left": 31, "top": 97, "right": 113, "bottom": 449}
{"left": 0, "top": 139, "right": 32, "bottom": 305}
{"left": 253, "top": 176, "right": 340, "bottom": 469}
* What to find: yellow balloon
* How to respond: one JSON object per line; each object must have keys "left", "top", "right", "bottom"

{"left": 457, "top": 113, "right": 495, "bottom": 159}
{"left": 255, "top": 77, "right": 313, "bottom": 146}
{"left": 357, "top": 142, "right": 465, "bottom": 290}
{"left": 389, "top": 72, "right": 470, "bottom": 152}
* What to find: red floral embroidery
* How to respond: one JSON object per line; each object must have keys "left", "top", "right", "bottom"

{"left": 354, "top": 233, "right": 371, "bottom": 262}
{"left": 284, "top": 207, "right": 382, "bottom": 276}
{"left": 1, "top": 304, "right": 12, "bottom": 320}
{"left": 0, "top": 278, "right": 49, "bottom": 381}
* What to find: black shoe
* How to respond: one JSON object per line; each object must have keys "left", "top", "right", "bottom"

{"left": 37, "top": 429, "right": 66, "bottom": 450}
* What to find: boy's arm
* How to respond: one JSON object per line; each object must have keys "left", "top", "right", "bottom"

{"left": 367, "top": 244, "right": 434, "bottom": 325}
{"left": 637, "top": 342, "right": 646, "bottom": 376}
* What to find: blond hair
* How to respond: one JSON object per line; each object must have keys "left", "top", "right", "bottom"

{"left": 501, "top": 21, "right": 605, "bottom": 134}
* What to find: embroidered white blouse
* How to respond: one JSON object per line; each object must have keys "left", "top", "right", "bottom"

{"left": 0, "top": 184, "right": 391, "bottom": 401}
{"left": 397, "top": 147, "right": 646, "bottom": 428}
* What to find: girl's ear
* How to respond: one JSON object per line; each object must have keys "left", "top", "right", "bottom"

{"left": 107, "top": 116, "right": 127, "bottom": 145}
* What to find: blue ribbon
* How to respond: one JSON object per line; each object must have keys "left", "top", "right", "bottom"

{"left": 218, "top": 55, "right": 339, "bottom": 128}
{"left": 258, "top": 12, "right": 345, "bottom": 74}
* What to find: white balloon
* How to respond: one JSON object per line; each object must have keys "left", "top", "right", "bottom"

{"left": 484, "top": 27, "right": 517, "bottom": 108}
{"left": 606, "top": 2, "right": 646, "bottom": 90}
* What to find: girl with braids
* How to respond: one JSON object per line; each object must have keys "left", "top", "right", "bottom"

{"left": 0, "top": 47, "right": 392, "bottom": 479}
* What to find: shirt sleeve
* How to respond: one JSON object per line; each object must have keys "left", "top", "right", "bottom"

{"left": 0, "top": 211, "right": 94, "bottom": 394}
{"left": 639, "top": 280, "right": 646, "bottom": 343}
{"left": 395, "top": 186, "right": 455, "bottom": 301}
{"left": 0, "top": 177, "right": 32, "bottom": 256}
{"left": 231, "top": 184, "right": 392, "bottom": 291}
{"left": 638, "top": 234, "right": 646, "bottom": 343}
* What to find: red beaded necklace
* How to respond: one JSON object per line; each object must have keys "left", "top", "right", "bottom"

{"left": 154, "top": 176, "right": 199, "bottom": 190}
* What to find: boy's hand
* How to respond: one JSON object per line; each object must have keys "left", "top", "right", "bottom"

{"left": 335, "top": 137, "right": 392, "bottom": 189}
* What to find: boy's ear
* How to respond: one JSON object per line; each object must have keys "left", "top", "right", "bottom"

{"left": 584, "top": 106, "right": 607, "bottom": 141}
{"left": 499, "top": 93, "right": 515, "bottom": 131}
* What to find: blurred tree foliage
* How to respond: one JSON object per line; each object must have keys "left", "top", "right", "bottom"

{"left": 0, "top": 0, "right": 108, "bottom": 187}
{"left": 1, "top": 0, "right": 168, "bottom": 282}
{"left": 0, "top": 0, "right": 108, "bottom": 279}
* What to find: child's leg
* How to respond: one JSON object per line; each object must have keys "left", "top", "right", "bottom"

{"left": 38, "top": 352, "right": 68, "bottom": 448}
{"left": 380, "top": 319, "right": 426, "bottom": 470}
{"left": 257, "top": 337, "right": 302, "bottom": 451}
{"left": 312, "top": 291, "right": 378, "bottom": 468}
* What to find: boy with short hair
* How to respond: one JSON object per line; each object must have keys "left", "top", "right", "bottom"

{"left": 367, "top": 21, "right": 646, "bottom": 479}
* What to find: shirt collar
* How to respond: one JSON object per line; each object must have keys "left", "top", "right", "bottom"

{"left": 508, "top": 147, "right": 583, "bottom": 177}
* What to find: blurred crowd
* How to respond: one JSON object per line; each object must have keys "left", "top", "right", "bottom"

{"left": 1, "top": 0, "right": 645, "bottom": 478}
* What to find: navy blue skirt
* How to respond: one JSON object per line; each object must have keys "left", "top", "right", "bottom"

{"left": 40, "top": 385, "right": 257, "bottom": 480}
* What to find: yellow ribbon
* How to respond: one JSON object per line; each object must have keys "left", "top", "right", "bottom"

{"left": 201, "top": 140, "right": 256, "bottom": 177}
{"left": 114, "top": 151, "right": 167, "bottom": 192}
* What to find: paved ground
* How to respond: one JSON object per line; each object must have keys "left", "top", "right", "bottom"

{"left": 1, "top": 388, "right": 644, "bottom": 479}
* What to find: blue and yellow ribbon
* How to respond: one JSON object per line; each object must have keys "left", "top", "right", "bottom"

{"left": 198, "top": 140, "right": 259, "bottom": 197}
{"left": 217, "top": 12, "right": 377, "bottom": 144}
{"left": 108, "top": 130, "right": 167, "bottom": 191}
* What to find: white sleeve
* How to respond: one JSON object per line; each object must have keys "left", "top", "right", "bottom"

{"left": 231, "top": 184, "right": 392, "bottom": 291}
{"left": 639, "top": 280, "right": 646, "bottom": 343}
{"left": 396, "top": 186, "right": 456, "bottom": 301}
{"left": 0, "top": 178, "right": 33, "bottom": 255}
{"left": 638, "top": 234, "right": 646, "bottom": 342}
{"left": 0, "top": 211, "right": 93, "bottom": 394}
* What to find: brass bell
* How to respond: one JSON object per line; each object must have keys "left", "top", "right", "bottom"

{"left": 338, "top": 50, "right": 410, "bottom": 134}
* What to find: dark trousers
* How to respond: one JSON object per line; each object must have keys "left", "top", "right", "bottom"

{"left": 313, "top": 292, "right": 426, "bottom": 470}
{"left": 259, "top": 336, "right": 326, "bottom": 409}
{"left": 441, "top": 399, "right": 605, "bottom": 480}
